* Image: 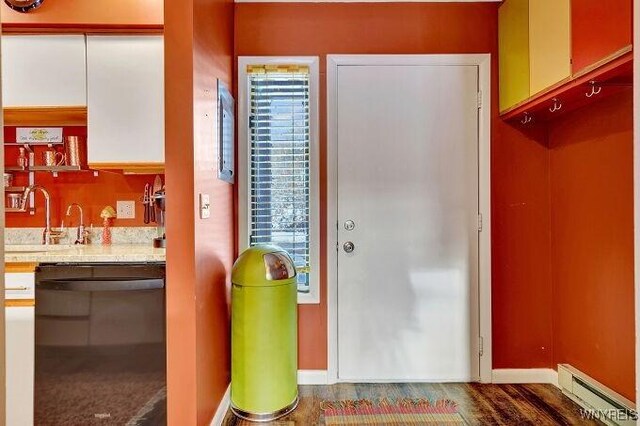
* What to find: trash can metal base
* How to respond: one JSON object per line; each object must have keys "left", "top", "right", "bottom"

{"left": 230, "top": 395, "right": 299, "bottom": 423}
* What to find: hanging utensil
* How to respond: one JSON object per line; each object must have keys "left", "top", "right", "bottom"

{"left": 148, "top": 184, "right": 155, "bottom": 223}
{"left": 152, "top": 175, "right": 162, "bottom": 223}
{"left": 143, "top": 183, "right": 150, "bottom": 224}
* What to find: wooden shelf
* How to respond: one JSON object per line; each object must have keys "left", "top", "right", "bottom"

{"left": 4, "top": 186, "right": 26, "bottom": 192}
{"left": 89, "top": 162, "right": 165, "bottom": 175}
{"left": 1, "top": 24, "right": 164, "bottom": 35}
{"left": 5, "top": 166, "right": 28, "bottom": 172}
{"left": 3, "top": 106, "right": 87, "bottom": 126}
{"left": 501, "top": 47, "right": 633, "bottom": 125}
{"left": 4, "top": 165, "right": 84, "bottom": 176}
{"left": 30, "top": 165, "right": 82, "bottom": 172}
{"left": 6, "top": 207, "right": 27, "bottom": 213}
{"left": 4, "top": 142, "right": 63, "bottom": 146}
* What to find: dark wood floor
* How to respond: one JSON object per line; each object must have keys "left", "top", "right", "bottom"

{"left": 223, "top": 383, "right": 603, "bottom": 425}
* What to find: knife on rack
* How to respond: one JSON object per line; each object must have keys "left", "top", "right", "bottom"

{"left": 148, "top": 183, "right": 156, "bottom": 223}
{"left": 151, "top": 175, "right": 162, "bottom": 223}
{"left": 143, "top": 183, "right": 150, "bottom": 224}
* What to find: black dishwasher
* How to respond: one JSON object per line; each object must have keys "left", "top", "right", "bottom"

{"left": 35, "top": 263, "right": 166, "bottom": 426}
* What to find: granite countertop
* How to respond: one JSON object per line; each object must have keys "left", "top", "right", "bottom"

{"left": 5, "top": 244, "right": 166, "bottom": 264}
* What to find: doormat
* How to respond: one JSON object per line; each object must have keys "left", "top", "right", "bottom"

{"left": 321, "top": 398, "right": 465, "bottom": 425}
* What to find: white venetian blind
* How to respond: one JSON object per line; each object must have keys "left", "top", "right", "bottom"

{"left": 247, "top": 64, "right": 311, "bottom": 292}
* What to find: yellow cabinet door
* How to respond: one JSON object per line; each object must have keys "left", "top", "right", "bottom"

{"left": 499, "top": 0, "right": 530, "bottom": 112}
{"left": 529, "top": 0, "right": 571, "bottom": 95}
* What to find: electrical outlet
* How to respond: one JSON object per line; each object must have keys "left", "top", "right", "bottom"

{"left": 116, "top": 200, "right": 135, "bottom": 219}
{"left": 199, "top": 193, "right": 211, "bottom": 219}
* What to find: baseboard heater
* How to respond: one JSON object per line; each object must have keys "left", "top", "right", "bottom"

{"left": 557, "top": 364, "right": 636, "bottom": 426}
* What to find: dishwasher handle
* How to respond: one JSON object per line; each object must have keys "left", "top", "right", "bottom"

{"left": 37, "top": 278, "right": 164, "bottom": 292}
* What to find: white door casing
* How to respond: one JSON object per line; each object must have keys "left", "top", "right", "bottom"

{"left": 327, "top": 55, "right": 492, "bottom": 383}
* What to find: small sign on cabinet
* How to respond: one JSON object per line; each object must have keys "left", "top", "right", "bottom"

{"left": 16, "top": 127, "right": 63, "bottom": 144}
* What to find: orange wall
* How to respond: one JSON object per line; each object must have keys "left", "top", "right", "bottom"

{"left": 235, "top": 2, "right": 555, "bottom": 370}
{"left": 165, "top": 0, "right": 234, "bottom": 424}
{"left": 1, "top": 0, "right": 162, "bottom": 28}
{"left": 492, "top": 124, "right": 553, "bottom": 368}
{"left": 550, "top": 90, "right": 635, "bottom": 400}
{"left": 1, "top": 0, "right": 163, "bottom": 231}
{"left": 4, "top": 127, "right": 156, "bottom": 228}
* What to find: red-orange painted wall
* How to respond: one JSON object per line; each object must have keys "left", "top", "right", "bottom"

{"left": 4, "top": 127, "right": 156, "bottom": 228}
{"left": 235, "top": 2, "right": 555, "bottom": 370}
{"left": 165, "top": 0, "right": 234, "bottom": 424}
{"left": 550, "top": 90, "right": 635, "bottom": 400}
{"left": 492, "top": 124, "right": 553, "bottom": 368}
{"left": 1, "top": 0, "right": 163, "bottom": 28}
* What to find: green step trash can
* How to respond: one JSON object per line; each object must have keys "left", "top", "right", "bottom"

{"left": 231, "top": 245, "right": 299, "bottom": 422}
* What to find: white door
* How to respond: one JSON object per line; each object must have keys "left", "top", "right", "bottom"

{"left": 337, "top": 64, "right": 480, "bottom": 382}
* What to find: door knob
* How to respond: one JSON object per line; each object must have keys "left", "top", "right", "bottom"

{"left": 343, "top": 241, "right": 355, "bottom": 253}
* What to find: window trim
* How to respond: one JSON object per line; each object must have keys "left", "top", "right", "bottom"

{"left": 238, "top": 56, "right": 320, "bottom": 304}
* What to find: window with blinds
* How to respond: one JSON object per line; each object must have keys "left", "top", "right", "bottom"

{"left": 247, "top": 64, "right": 311, "bottom": 292}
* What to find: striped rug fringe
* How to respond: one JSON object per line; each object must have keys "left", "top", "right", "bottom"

{"left": 322, "top": 398, "right": 464, "bottom": 425}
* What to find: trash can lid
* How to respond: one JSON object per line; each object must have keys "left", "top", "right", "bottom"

{"left": 232, "top": 245, "right": 297, "bottom": 287}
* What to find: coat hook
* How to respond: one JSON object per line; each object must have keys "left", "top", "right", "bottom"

{"left": 549, "top": 98, "right": 562, "bottom": 113}
{"left": 520, "top": 112, "right": 532, "bottom": 125}
{"left": 586, "top": 81, "right": 602, "bottom": 98}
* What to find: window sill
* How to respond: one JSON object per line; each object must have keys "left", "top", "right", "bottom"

{"left": 298, "top": 291, "right": 320, "bottom": 305}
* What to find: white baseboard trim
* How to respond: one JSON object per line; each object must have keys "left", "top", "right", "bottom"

{"left": 210, "top": 384, "right": 231, "bottom": 426}
{"left": 492, "top": 369, "right": 559, "bottom": 387}
{"left": 298, "top": 369, "right": 329, "bottom": 385}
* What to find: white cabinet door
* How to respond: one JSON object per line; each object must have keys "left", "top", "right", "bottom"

{"left": 87, "top": 36, "right": 165, "bottom": 165}
{"left": 6, "top": 306, "right": 35, "bottom": 426}
{"left": 2, "top": 35, "right": 87, "bottom": 107}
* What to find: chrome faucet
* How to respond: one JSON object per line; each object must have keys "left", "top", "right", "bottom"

{"left": 66, "top": 203, "right": 90, "bottom": 245}
{"left": 22, "top": 185, "right": 65, "bottom": 245}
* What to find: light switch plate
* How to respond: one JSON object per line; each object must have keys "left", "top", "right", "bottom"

{"left": 199, "top": 193, "right": 211, "bottom": 219}
{"left": 116, "top": 200, "right": 135, "bottom": 219}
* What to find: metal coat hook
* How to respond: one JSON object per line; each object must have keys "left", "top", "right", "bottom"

{"left": 521, "top": 112, "right": 532, "bottom": 125}
{"left": 586, "top": 81, "right": 602, "bottom": 98}
{"left": 549, "top": 98, "right": 563, "bottom": 113}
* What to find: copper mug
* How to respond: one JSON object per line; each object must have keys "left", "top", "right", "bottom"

{"left": 64, "top": 136, "right": 82, "bottom": 167}
{"left": 43, "top": 147, "right": 65, "bottom": 167}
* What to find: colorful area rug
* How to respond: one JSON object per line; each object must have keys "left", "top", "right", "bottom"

{"left": 322, "top": 398, "right": 465, "bottom": 425}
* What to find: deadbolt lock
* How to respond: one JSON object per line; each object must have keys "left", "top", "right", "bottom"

{"left": 343, "top": 241, "right": 355, "bottom": 253}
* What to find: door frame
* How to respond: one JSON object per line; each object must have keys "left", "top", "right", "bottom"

{"left": 326, "top": 54, "right": 492, "bottom": 383}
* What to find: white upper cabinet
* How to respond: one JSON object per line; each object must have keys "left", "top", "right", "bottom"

{"left": 2, "top": 35, "right": 87, "bottom": 107}
{"left": 87, "top": 36, "right": 164, "bottom": 165}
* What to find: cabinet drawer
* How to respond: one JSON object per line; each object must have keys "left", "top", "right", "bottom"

{"left": 5, "top": 273, "right": 35, "bottom": 300}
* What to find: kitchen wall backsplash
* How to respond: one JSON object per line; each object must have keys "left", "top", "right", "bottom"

{"left": 5, "top": 227, "right": 156, "bottom": 245}
{"left": 4, "top": 126, "right": 161, "bottom": 228}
